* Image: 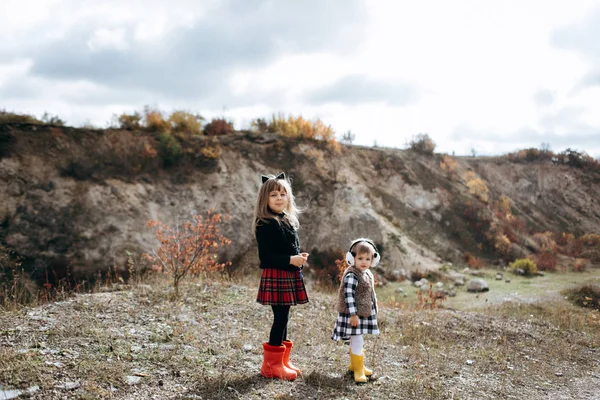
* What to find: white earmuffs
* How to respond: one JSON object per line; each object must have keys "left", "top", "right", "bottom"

{"left": 345, "top": 238, "right": 380, "bottom": 268}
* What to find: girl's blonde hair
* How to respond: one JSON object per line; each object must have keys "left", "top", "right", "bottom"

{"left": 353, "top": 241, "right": 375, "bottom": 257}
{"left": 253, "top": 174, "right": 300, "bottom": 232}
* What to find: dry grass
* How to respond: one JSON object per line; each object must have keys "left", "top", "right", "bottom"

{"left": 0, "top": 275, "right": 599, "bottom": 399}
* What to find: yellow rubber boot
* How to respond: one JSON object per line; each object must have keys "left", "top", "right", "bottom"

{"left": 348, "top": 349, "right": 372, "bottom": 376}
{"left": 350, "top": 351, "right": 368, "bottom": 383}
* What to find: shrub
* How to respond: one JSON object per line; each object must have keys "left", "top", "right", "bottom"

{"left": 553, "top": 148, "right": 600, "bottom": 170}
{"left": 157, "top": 132, "right": 182, "bottom": 167}
{"left": 309, "top": 247, "right": 345, "bottom": 287}
{"left": 144, "top": 106, "right": 169, "bottom": 132}
{"left": 563, "top": 283, "right": 600, "bottom": 310}
{"left": 506, "top": 147, "right": 553, "bottom": 163}
{"left": 146, "top": 211, "right": 231, "bottom": 297}
{"left": 508, "top": 258, "right": 538, "bottom": 276}
{"left": 0, "top": 110, "right": 42, "bottom": 125}
{"left": 494, "top": 195, "right": 511, "bottom": 216}
{"left": 267, "top": 114, "right": 336, "bottom": 141}
{"left": 41, "top": 112, "right": 65, "bottom": 126}
{"left": 200, "top": 145, "right": 222, "bottom": 159}
{"left": 117, "top": 112, "right": 142, "bottom": 130}
{"left": 408, "top": 133, "right": 436, "bottom": 155}
{"left": 494, "top": 233, "right": 512, "bottom": 258}
{"left": 250, "top": 118, "right": 269, "bottom": 133}
{"left": 463, "top": 171, "right": 489, "bottom": 203}
{"left": 204, "top": 118, "right": 234, "bottom": 136}
{"left": 341, "top": 130, "right": 355, "bottom": 145}
{"left": 168, "top": 111, "right": 204, "bottom": 135}
{"left": 533, "top": 249, "right": 557, "bottom": 271}
{"left": 580, "top": 233, "right": 600, "bottom": 247}
{"left": 464, "top": 252, "right": 482, "bottom": 269}
{"left": 440, "top": 155, "right": 457, "bottom": 175}
{"left": 573, "top": 258, "right": 587, "bottom": 272}
{"left": 532, "top": 232, "right": 557, "bottom": 252}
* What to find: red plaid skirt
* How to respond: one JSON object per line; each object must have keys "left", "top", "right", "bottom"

{"left": 256, "top": 268, "right": 309, "bottom": 306}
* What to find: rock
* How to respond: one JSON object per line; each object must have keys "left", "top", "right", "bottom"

{"left": 126, "top": 376, "right": 142, "bottom": 385}
{"left": 466, "top": 360, "right": 474, "bottom": 365}
{"left": 435, "top": 282, "right": 444, "bottom": 289}
{"left": 536, "top": 271, "right": 545, "bottom": 277}
{"left": 242, "top": 344, "right": 253, "bottom": 352}
{"left": 505, "top": 279, "right": 511, "bottom": 283}
{"left": 448, "top": 290, "right": 457, "bottom": 297}
{"left": 515, "top": 268, "right": 525, "bottom": 276}
{"left": 396, "top": 287, "right": 405, "bottom": 293}
{"left": 0, "top": 389, "right": 22, "bottom": 399}
{"left": 467, "top": 279, "right": 489, "bottom": 293}
{"left": 495, "top": 273, "right": 503, "bottom": 280}
{"left": 125, "top": 375, "right": 142, "bottom": 385}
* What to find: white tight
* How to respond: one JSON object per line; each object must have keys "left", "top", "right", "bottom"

{"left": 349, "top": 334, "right": 364, "bottom": 355}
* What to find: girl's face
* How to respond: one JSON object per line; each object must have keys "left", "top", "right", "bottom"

{"left": 268, "top": 188, "right": 288, "bottom": 214}
{"left": 355, "top": 252, "right": 373, "bottom": 272}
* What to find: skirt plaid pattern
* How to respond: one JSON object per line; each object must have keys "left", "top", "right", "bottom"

{"left": 256, "top": 268, "right": 309, "bottom": 306}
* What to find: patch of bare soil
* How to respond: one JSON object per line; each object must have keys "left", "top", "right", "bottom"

{"left": 1, "top": 279, "right": 599, "bottom": 399}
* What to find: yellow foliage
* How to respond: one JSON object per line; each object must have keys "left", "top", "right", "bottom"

{"left": 580, "top": 233, "right": 600, "bottom": 247}
{"left": 144, "top": 107, "right": 169, "bottom": 132}
{"left": 465, "top": 176, "right": 489, "bottom": 203}
{"left": 496, "top": 195, "right": 511, "bottom": 215}
{"left": 440, "top": 155, "right": 457, "bottom": 174}
{"left": 494, "top": 233, "right": 511, "bottom": 257}
{"left": 509, "top": 258, "right": 538, "bottom": 276}
{"left": 268, "top": 114, "right": 333, "bottom": 140}
{"left": 168, "top": 111, "right": 203, "bottom": 135}
{"left": 201, "top": 145, "right": 222, "bottom": 159}
{"left": 267, "top": 113, "right": 339, "bottom": 152}
{"left": 117, "top": 112, "right": 142, "bottom": 130}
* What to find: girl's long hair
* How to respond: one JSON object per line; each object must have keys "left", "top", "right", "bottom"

{"left": 253, "top": 174, "right": 300, "bottom": 232}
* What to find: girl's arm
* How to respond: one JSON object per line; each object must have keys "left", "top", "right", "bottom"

{"left": 256, "top": 222, "right": 300, "bottom": 271}
{"left": 343, "top": 272, "right": 358, "bottom": 315}
{"left": 344, "top": 272, "right": 360, "bottom": 327}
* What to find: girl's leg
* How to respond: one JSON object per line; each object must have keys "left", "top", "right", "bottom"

{"left": 269, "top": 305, "right": 290, "bottom": 346}
{"left": 349, "top": 334, "right": 364, "bottom": 355}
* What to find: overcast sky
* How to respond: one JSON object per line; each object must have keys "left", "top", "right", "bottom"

{"left": 1, "top": 0, "right": 599, "bottom": 156}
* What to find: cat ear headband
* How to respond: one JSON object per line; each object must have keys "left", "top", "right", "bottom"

{"left": 261, "top": 172, "right": 285, "bottom": 184}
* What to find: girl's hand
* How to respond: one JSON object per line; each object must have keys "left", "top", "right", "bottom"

{"left": 290, "top": 254, "right": 307, "bottom": 267}
{"left": 300, "top": 252, "right": 309, "bottom": 267}
{"left": 350, "top": 315, "right": 359, "bottom": 327}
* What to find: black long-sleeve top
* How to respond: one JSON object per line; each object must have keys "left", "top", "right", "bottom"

{"left": 255, "top": 218, "right": 302, "bottom": 272}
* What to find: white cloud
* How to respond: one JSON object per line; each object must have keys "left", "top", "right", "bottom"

{"left": 0, "top": 0, "right": 599, "bottom": 157}
{"left": 87, "top": 28, "right": 129, "bottom": 52}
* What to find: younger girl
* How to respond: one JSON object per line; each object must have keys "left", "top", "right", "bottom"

{"left": 332, "top": 238, "right": 380, "bottom": 383}
{"left": 254, "top": 172, "right": 309, "bottom": 381}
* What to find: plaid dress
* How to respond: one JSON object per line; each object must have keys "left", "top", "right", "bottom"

{"left": 332, "top": 272, "right": 379, "bottom": 340}
{"left": 255, "top": 218, "right": 309, "bottom": 306}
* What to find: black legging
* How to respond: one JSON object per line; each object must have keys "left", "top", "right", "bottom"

{"left": 268, "top": 305, "right": 290, "bottom": 346}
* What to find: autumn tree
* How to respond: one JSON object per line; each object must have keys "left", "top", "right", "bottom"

{"left": 146, "top": 211, "right": 232, "bottom": 297}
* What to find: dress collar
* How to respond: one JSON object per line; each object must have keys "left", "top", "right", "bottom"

{"left": 268, "top": 207, "right": 286, "bottom": 218}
